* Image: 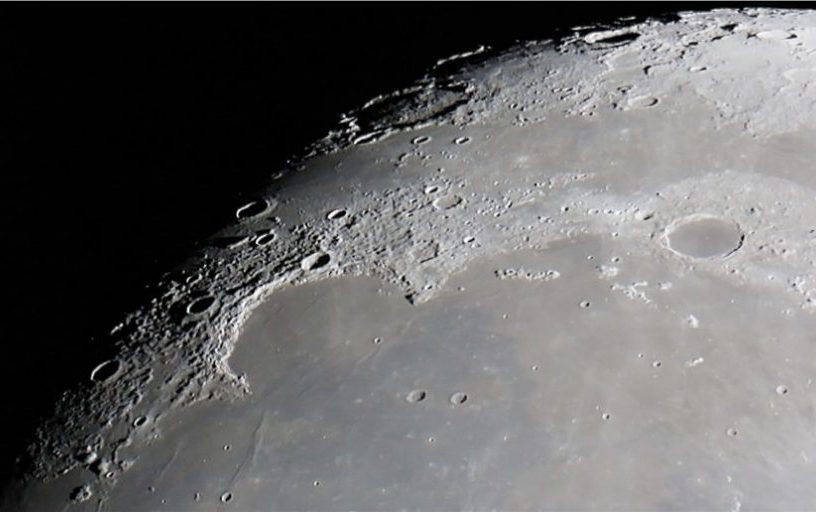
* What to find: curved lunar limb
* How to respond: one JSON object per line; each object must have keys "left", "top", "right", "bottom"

{"left": 7, "top": 7, "right": 816, "bottom": 511}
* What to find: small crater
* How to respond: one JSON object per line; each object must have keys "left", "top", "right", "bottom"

{"left": 453, "top": 136, "right": 471, "bottom": 145}
{"left": 327, "top": 209, "right": 347, "bottom": 220}
{"left": 301, "top": 252, "right": 331, "bottom": 271}
{"left": 424, "top": 185, "right": 440, "bottom": 195}
{"left": 450, "top": 392, "right": 468, "bottom": 405}
{"left": 373, "top": 337, "right": 382, "bottom": 345}
{"left": 313, "top": 480, "right": 321, "bottom": 487}
{"left": 91, "top": 359, "right": 121, "bottom": 383}
{"left": 220, "top": 492, "right": 233, "bottom": 503}
{"left": 406, "top": 389, "right": 427, "bottom": 403}
{"left": 255, "top": 232, "right": 277, "bottom": 246}
{"left": 236, "top": 199, "right": 269, "bottom": 219}
{"left": 664, "top": 215, "right": 744, "bottom": 259}
{"left": 412, "top": 135, "right": 431, "bottom": 145}
{"left": 133, "top": 416, "right": 148, "bottom": 428}
{"left": 628, "top": 96, "right": 659, "bottom": 109}
{"left": 726, "top": 427, "right": 738, "bottom": 437}
{"left": 652, "top": 360, "right": 662, "bottom": 368}
{"left": 187, "top": 296, "right": 216, "bottom": 315}
{"left": 579, "top": 300, "right": 591, "bottom": 309}
{"left": 433, "top": 195, "right": 463, "bottom": 210}
{"left": 776, "top": 385, "right": 789, "bottom": 396}
{"left": 756, "top": 30, "right": 796, "bottom": 41}
{"left": 601, "top": 412, "right": 611, "bottom": 420}
{"left": 585, "top": 30, "right": 641, "bottom": 45}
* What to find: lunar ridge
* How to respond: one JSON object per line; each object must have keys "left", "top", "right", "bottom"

{"left": 9, "top": 7, "right": 816, "bottom": 511}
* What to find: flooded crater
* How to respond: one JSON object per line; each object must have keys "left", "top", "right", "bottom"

{"left": 662, "top": 214, "right": 744, "bottom": 259}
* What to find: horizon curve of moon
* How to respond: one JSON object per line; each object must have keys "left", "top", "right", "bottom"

{"left": 8, "top": 7, "right": 816, "bottom": 511}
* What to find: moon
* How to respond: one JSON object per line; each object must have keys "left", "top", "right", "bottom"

{"left": 8, "top": 7, "right": 816, "bottom": 511}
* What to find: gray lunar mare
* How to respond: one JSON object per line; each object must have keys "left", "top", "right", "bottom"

{"left": 9, "top": 8, "right": 816, "bottom": 512}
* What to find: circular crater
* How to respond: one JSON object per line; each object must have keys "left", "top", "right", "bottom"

{"left": 326, "top": 209, "right": 347, "bottom": 220}
{"left": 90, "top": 359, "right": 121, "bottom": 383}
{"left": 585, "top": 30, "right": 641, "bottom": 45}
{"left": 433, "top": 195, "right": 463, "bottom": 210}
{"left": 187, "top": 296, "right": 216, "bottom": 315}
{"left": 663, "top": 214, "right": 744, "bottom": 259}
{"left": 406, "top": 389, "right": 427, "bottom": 403}
{"left": 627, "top": 95, "right": 659, "bottom": 109}
{"left": 235, "top": 199, "right": 270, "bottom": 219}
{"left": 301, "top": 252, "right": 331, "bottom": 271}
{"left": 255, "top": 232, "right": 277, "bottom": 246}
{"left": 450, "top": 392, "right": 468, "bottom": 405}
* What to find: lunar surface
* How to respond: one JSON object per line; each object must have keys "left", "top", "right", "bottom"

{"left": 7, "top": 7, "right": 816, "bottom": 511}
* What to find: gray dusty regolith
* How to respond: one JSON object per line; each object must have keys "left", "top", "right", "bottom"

{"left": 8, "top": 7, "right": 816, "bottom": 512}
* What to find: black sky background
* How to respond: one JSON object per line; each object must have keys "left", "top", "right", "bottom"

{"left": 0, "top": 2, "right": 797, "bottom": 490}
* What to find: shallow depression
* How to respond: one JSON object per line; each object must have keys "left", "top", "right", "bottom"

{"left": 664, "top": 215, "right": 744, "bottom": 259}
{"left": 301, "top": 252, "right": 331, "bottom": 271}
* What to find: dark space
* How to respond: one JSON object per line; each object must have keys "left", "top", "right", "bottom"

{"left": 0, "top": 1, "right": 790, "bottom": 491}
